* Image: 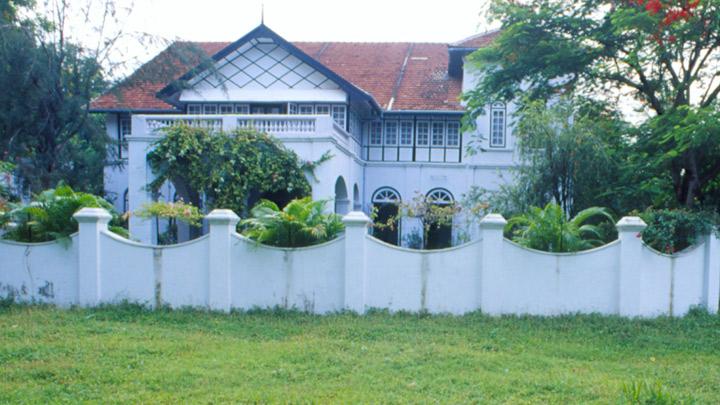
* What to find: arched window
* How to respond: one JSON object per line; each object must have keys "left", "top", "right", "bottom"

{"left": 425, "top": 188, "right": 454, "bottom": 249}
{"left": 334, "top": 177, "right": 349, "bottom": 215}
{"left": 426, "top": 188, "right": 454, "bottom": 205}
{"left": 371, "top": 187, "right": 401, "bottom": 245}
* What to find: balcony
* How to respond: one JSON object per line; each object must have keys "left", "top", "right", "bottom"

{"left": 130, "top": 114, "right": 360, "bottom": 156}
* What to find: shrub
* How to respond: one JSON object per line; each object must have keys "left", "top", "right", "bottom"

{"left": 1, "top": 185, "right": 127, "bottom": 243}
{"left": 639, "top": 209, "right": 718, "bottom": 254}
{"left": 240, "top": 198, "right": 344, "bottom": 248}
{"left": 506, "top": 203, "right": 615, "bottom": 252}
{"left": 134, "top": 200, "right": 203, "bottom": 245}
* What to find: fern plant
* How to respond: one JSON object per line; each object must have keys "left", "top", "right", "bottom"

{"left": 1, "top": 185, "right": 127, "bottom": 243}
{"left": 240, "top": 198, "right": 344, "bottom": 248}
{"left": 506, "top": 203, "right": 614, "bottom": 252}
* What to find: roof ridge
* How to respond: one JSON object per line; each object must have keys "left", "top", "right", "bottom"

{"left": 450, "top": 29, "right": 501, "bottom": 47}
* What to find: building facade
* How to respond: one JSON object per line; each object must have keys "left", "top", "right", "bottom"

{"left": 90, "top": 24, "right": 517, "bottom": 246}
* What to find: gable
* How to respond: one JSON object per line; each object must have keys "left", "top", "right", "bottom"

{"left": 190, "top": 36, "right": 342, "bottom": 93}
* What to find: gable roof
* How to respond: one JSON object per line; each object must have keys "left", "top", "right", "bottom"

{"left": 91, "top": 26, "right": 497, "bottom": 113}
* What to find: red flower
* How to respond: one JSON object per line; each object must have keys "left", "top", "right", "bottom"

{"left": 646, "top": 0, "right": 663, "bottom": 14}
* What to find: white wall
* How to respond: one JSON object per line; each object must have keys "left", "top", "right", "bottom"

{"left": 1, "top": 208, "right": 718, "bottom": 318}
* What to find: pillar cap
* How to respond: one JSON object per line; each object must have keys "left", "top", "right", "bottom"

{"left": 73, "top": 207, "right": 112, "bottom": 223}
{"left": 479, "top": 213, "right": 507, "bottom": 230}
{"left": 616, "top": 216, "right": 647, "bottom": 232}
{"left": 206, "top": 209, "right": 240, "bottom": 225}
{"left": 342, "top": 211, "right": 371, "bottom": 226}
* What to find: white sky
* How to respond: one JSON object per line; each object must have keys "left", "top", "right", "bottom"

{"left": 53, "top": 0, "right": 494, "bottom": 79}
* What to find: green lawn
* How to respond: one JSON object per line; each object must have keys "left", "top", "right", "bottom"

{"left": 1, "top": 304, "right": 718, "bottom": 403}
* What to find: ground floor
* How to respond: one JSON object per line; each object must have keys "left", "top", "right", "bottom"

{"left": 2, "top": 304, "right": 718, "bottom": 403}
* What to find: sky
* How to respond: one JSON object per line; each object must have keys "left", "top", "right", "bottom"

{"left": 54, "top": 0, "right": 495, "bottom": 79}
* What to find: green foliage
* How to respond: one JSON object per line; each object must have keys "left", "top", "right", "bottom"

{"left": 1, "top": 185, "right": 127, "bottom": 243}
{"left": 134, "top": 200, "right": 203, "bottom": 245}
{"left": 240, "top": 198, "right": 344, "bottom": 248}
{"left": 639, "top": 208, "right": 718, "bottom": 254}
{"left": 0, "top": 1, "right": 110, "bottom": 194}
{"left": 506, "top": 203, "right": 615, "bottom": 252}
{"left": 622, "top": 380, "right": 684, "bottom": 404}
{"left": 147, "top": 126, "right": 312, "bottom": 217}
{"left": 464, "top": 0, "right": 720, "bottom": 208}
{"left": 471, "top": 97, "right": 630, "bottom": 216}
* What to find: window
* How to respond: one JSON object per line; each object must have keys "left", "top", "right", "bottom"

{"left": 298, "top": 104, "right": 314, "bottom": 114}
{"left": 315, "top": 105, "right": 331, "bottom": 115}
{"left": 490, "top": 103, "right": 506, "bottom": 148}
{"left": 332, "top": 105, "right": 346, "bottom": 127}
{"left": 122, "top": 189, "right": 129, "bottom": 213}
{"left": 384, "top": 121, "right": 398, "bottom": 145}
{"left": 372, "top": 187, "right": 402, "bottom": 246}
{"left": 203, "top": 104, "right": 218, "bottom": 114}
{"left": 446, "top": 122, "right": 461, "bottom": 147}
{"left": 187, "top": 104, "right": 202, "bottom": 114}
{"left": 399, "top": 121, "right": 413, "bottom": 146}
{"left": 416, "top": 121, "right": 430, "bottom": 146}
{"left": 235, "top": 104, "right": 250, "bottom": 114}
{"left": 117, "top": 116, "right": 131, "bottom": 159}
{"left": 288, "top": 103, "right": 298, "bottom": 114}
{"left": 369, "top": 121, "right": 382, "bottom": 145}
{"left": 431, "top": 122, "right": 445, "bottom": 146}
{"left": 426, "top": 188, "right": 454, "bottom": 205}
{"left": 219, "top": 104, "right": 234, "bottom": 114}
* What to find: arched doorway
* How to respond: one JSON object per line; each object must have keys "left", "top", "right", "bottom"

{"left": 425, "top": 188, "right": 454, "bottom": 249}
{"left": 353, "top": 183, "right": 361, "bottom": 211}
{"left": 371, "top": 187, "right": 401, "bottom": 245}
{"left": 334, "top": 176, "right": 350, "bottom": 215}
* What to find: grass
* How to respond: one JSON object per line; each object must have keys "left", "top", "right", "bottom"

{"left": 1, "top": 303, "right": 719, "bottom": 403}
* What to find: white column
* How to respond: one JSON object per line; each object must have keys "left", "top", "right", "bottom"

{"left": 703, "top": 233, "right": 720, "bottom": 313}
{"left": 206, "top": 209, "right": 240, "bottom": 312}
{"left": 616, "top": 216, "right": 647, "bottom": 317}
{"left": 73, "top": 208, "right": 112, "bottom": 306}
{"left": 127, "top": 115, "right": 158, "bottom": 244}
{"left": 478, "top": 214, "right": 507, "bottom": 315}
{"left": 342, "top": 211, "right": 371, "bottom": 313}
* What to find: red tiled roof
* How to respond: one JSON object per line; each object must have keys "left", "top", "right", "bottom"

{"left": 451, "top": 30, "right": 500, "bottom": 49}
{"left": 92, "top": 34, "right": 497, "bottom": 112}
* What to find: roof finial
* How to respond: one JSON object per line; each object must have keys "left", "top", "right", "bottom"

{"left": 261, "top": 2, "right": 264, "bottom": 24}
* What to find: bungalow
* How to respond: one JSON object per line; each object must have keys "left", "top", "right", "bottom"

{"left": 90, "top": 24, "right": 517, "bottom": 246}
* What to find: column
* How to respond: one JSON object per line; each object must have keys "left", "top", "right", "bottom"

{"left": 478, "top": 213, "right": 507, "bottom": 315}
{"left": 207, "top": 209, "right": 240, "bottom": 312}
{"left": 342, "top": 211, "right": 371, "bottom": 313}
{"left": 74, "top": 207, "right": 112, "bottom": 306}
{"left": 616, "top": 216, "right": 647, "bottom": 317}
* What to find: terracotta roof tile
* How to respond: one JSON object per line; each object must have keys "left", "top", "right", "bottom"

{"left": 92, "top": 35, "right": 496, "bottom": 112}
{"left": 451, "top": 30, "right": 500, "bottom": 49}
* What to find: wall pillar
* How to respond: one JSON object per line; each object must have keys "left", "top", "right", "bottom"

{"left": 127, "top": 121, "right": 158, "bottom": 244}
{"left": 343, "top": 211, "right": 371, "bottom": 313}
{"left": 616, "top": 216, "right": 647, "bottom": 317}
{"left": 703, "top": 233, "right": 720, "bottom": 313}
{"left": 206, "top": 209, "right": 240, "bottom": 312}
{"left": 74, "top": 208, "right": 112, "bottom": 306}
{"left": 478, "top": 214, "right": 507, "bottom": 315}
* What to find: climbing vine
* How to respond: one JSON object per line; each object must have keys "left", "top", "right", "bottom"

{"left": 147, "top": 125, "right": 313, "bottom": 216}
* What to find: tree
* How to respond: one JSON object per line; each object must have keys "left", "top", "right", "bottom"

{"left": 465, "top": 0, "right": 720, "bottom": 208}
{"left": 0, "top": 0, "right": 141, "bottom": 195}
{"left": 147, "top": 125, "right": 313, "bottom": 217}
{"left": 475, "top": 97, "right": 630, "bottom": 216}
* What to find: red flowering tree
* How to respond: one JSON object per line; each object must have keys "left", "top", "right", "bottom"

{"left": 466, "top": 0, "right": 720, "bottom": 208}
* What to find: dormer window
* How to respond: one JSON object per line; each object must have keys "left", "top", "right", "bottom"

{"left": 187, "top": 104, "right": 202, "bottom": 114}
{"left": 490, "top": 102, "right": 506, "bottom": 148}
